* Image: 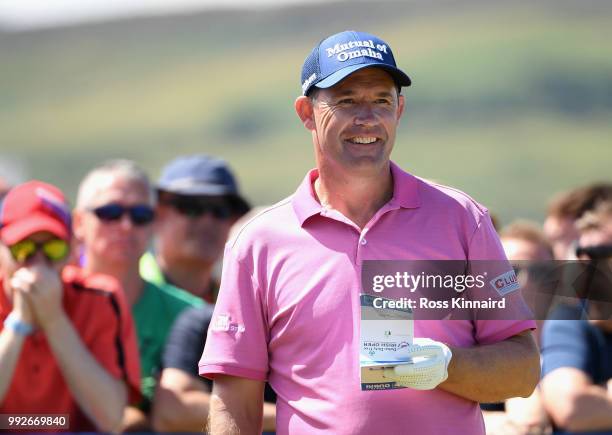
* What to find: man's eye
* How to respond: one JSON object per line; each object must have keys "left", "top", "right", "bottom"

{"left": 375, "top": 99, "right": 391, "bottom": 105}
{"left": 338, "top": 99, "right": 354, "bottom": 105}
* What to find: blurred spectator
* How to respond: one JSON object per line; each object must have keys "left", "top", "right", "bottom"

{"left": 575, "top": 200, "right": 612, "bottom": 258}
{"left": 482, "top": 220, "right": 554, "bottom": 435}
{"left": 540, "top": 200, "right": 612, "bottom": 433}
{"left": 0, "top": 181, "right": 139, "bottom": 433}
{"left": 73, "top": 160, "right": 202, "bottom": 431}
{"left": 544, "top": 183, "right": 612, "bottom": 259}
{"left": 575, "top": 200, "right": 612, "bottom": 318}
{"left": 140, "top": 155, "right": 250, "bottom": 304}
{"left": 501, "top": 220, "right": 556, "bottom": 336}
{"left": 500, "top": 220, "right": 554, "bottom": 262}
{"left": 151, "top": 207, "right": 277, "bottom": 433}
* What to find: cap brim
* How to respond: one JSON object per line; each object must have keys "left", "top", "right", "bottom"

{"left": 315, "top": 63, "right": 411, "bottom": 91}
{"left": 156, "top": 187, "right": 251, "bottom": 217}
{"left": 227, "top": 194, "right": 251, "bottom": 217}
{"left": 157, "top": 183, "right": 234, "bottom": 196}
{"left": 1, "top": 213, "right": 70, "bottom": 245}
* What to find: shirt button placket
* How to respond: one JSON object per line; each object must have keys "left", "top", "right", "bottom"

{"left": 356, "top": 230, "right": 368, "bottom": 264}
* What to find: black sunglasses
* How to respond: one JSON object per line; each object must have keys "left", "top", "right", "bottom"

{"left": 91, "top": 203, "right": 155, "bottom": 226}
{"left": 575, "top": 244, "right": 612, "bottom": 260}
{"left": 161, "top": 196, "right": 231, "bottom": 220}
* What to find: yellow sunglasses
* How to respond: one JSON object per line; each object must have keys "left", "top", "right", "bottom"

{"left": 9, "top": 239, "right": 70, "bottom": 263}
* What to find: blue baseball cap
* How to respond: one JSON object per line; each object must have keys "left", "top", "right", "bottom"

{"left": 301, "top": 30, "right": 411, "bottom": 96}
{"left": 156, "top": 155, "right": 250, "bottom": 215}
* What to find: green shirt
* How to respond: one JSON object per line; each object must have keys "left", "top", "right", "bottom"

{"left": 132, "top": 279, "right": 203, "bottom": 404}
{"left": 140, "top": 251, "right": 219, "bottom": 303}
{"left": 139, "top": 251, "right": 164, "bottom": 287}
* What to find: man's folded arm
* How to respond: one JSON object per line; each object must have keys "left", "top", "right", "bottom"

{"left": 440, "top": 330, "right": 540, "bottom": 403}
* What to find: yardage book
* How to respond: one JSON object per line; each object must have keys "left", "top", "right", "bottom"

{"left": 360, "top": 294, "right": 414, "bottom": 390}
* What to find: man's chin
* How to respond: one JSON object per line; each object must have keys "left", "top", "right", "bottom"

{"left": 341, "top": 154, "right": 390, "bottom": 173}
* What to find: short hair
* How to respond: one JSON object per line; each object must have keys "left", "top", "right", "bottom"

{"left": 500, "top": 219, "right": 554, "bottom": 258}
{"left": 76, "top": 159, "right": 154, "bottom": 210}
{"left": 576, "top": 200, "right": 612, "bottom": 233}
{"left": 546, "top": 183, "right": 612, "bottom": 220}
{"left": 308, "top": 87, "right": 320, "bottom": 102}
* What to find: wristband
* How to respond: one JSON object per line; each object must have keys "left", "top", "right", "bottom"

{"left": 4, "top": 312, "right": 35, "bottom": 336}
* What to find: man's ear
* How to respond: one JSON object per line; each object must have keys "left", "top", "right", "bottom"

{"left": 397, "top": 94, "right": 406, "bottom": 122}
{"left": 295, "top": 96, "right": 316, "bottom": 131}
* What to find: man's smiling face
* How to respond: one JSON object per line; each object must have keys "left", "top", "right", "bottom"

{"left": 309, "top": 67, "right": 405, "bottom": 175}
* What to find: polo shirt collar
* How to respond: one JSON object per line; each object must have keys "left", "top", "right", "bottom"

{"left": 389, "top": 161, "right": 421, "bottom": 209}
{"left": 292, "top": 161, "right": 421, "bottom": 227}
{"left": 292, "top": 168, "right": 323, "bottom": 226}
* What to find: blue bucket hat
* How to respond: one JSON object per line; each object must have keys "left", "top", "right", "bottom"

{"left": 301, "top": 30, "right": 412, "bottom": 96}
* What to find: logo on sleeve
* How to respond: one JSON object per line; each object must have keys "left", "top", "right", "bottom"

{"left": 212, "top": 313, "right": 245, "bottom": 334}
{"left": 213, "top": 314, "right": 231, "bottom": 332}
{"left": 489, "top": 270, "right": 520, "bottom": 296}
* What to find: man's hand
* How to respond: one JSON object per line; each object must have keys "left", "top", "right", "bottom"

{"left": 8, "top": 273, "right": 36, "bottom": 327}
{"left": 386, "top": 338, "right": 452, "bottom": 390}
{"left": 10, "top": 264, "right": 64, "bottom": 329}
{"left": 1, "top": 270, "right": 38, "bottom": 403}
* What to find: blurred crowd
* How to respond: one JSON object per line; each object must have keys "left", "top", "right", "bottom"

{"left": 484, "top": 183, "right": 612, "bottom": 435}
{"left": 0, "top": 156, "right": 610, "bottom": 434}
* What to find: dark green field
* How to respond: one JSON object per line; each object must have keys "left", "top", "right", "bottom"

{"left": 1, "top": 0, "right": 611, "bottom": 224}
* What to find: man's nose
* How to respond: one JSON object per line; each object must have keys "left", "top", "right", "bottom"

{"left": 354, "top": 103, "right": 376, "bottom": 126}
{"left": 118, "top": 213, "right": 134, "bottom": 230}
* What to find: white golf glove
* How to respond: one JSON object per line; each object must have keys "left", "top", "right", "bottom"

{"left": 387, "top": 338, "right": 452, "bottom": 390}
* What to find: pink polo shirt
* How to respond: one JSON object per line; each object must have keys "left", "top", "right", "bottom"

{"left": 200, "top": 162, "right": 535, "bottom": 435}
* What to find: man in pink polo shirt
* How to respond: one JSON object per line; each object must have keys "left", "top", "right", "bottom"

{"left": 200, "top": 30, "right": 539, "bottom": 435}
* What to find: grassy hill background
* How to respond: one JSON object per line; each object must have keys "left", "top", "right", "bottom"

{"left": 1, "top": 0, "right": 611, "bottom": 225}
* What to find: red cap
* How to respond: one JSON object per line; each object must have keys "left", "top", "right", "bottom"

{"left": 0, "top": 180, "right": 71, "bottom": 245}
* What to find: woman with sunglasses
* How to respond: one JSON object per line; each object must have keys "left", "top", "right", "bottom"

{"left": 0, "top": 180, "right": 139, "bottom": 433}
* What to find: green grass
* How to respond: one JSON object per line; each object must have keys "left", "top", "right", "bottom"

{"left": 0, "top": 0, "right": 610, "bottom": 226}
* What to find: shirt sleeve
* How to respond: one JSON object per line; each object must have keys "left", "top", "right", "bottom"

{"left": 541, "top": 319, "right": 595, "bottom": 378}
{"left": 199, "top": 244, "right": 270, "bottom": 381}
{"left": 163, "top": 306, "right": 214, "bottom": 377}
{"left": 467, "top": 212, "right": 537, "bottom": 344}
